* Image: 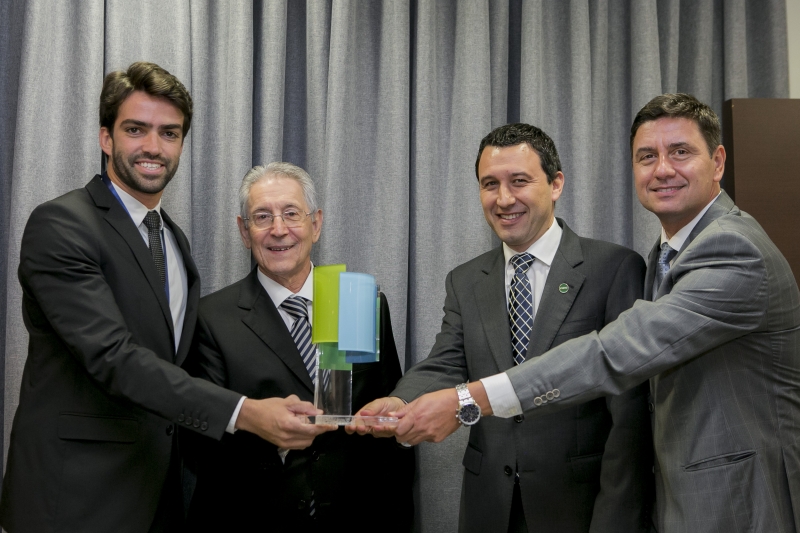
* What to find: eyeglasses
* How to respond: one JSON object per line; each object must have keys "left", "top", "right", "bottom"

{"left": 244, "top": 209, "right": 313, "bottom": 229}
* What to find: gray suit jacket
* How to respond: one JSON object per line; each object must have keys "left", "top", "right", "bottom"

{"left": 507, "top": 192, "right": 800, "bottom": 533}
{"left": 393, "top": 220, "right": 653, "bottom": 533}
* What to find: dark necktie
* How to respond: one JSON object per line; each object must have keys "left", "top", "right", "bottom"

{"left": 654, "top": 242, "right": 677, "bottom": 297}
{"left": 143, "top": 211, "right": 166, "bottom": 290}
{"left": 280, "top": 296, "right": 317, "bottom": 384}
{"left": 509, "top": 253, "right": 535, "bottom": 366}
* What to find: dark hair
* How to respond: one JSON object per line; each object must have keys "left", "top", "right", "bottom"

{"left": 99, "top": 62, "right": 193, "bottom": 137}
{"left": 475, "top": 123, "right": 562, "bottom": 183}
{"left": 630, "top": 93, "right": 720, "bottom": 156}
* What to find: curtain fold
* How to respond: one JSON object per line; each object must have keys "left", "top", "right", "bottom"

{"left": 0, "top": 1, "right": 789, "bottom": 530}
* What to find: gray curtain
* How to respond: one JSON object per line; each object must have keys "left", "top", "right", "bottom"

{"left": 0, "top": 1, "right": 788, "bottom": 531}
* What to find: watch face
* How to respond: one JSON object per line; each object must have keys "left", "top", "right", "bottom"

{"left": 459, "top": 404, "right": 481, "bottom": 425}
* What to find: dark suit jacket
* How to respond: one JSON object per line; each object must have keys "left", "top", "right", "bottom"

{"left": 184, "top": 267, "right": 415, "bottom": 533}
{"left": 392, "top": 219, "right": 653, "bottom": 533}
{"left": 507, "top": 192, "right": 800, "bottom": 532}
{"left": 0, "top": 175, "right": 241, "bottom": 533}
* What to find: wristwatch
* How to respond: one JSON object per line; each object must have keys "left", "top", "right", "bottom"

{"left": 455, "top": 383, "right": 481, "bottom": 426}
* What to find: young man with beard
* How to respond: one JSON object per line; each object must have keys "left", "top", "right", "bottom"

{"left": 0, "top": 62, "right": 329, "bottom": 533}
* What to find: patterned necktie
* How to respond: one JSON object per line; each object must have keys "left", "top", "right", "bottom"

{"left": 142, "top": 211, "right": 166, "bottom": 290}
{"left": 509, "top": 253, "right": 535, "bottom": 366}
{"left": 654, "top": 242, "right": 678, "bottom": 296}
{"left": 280, "top": 296, "right": 317, "bottom": 384}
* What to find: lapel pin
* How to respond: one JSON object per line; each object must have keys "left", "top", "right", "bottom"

{"left": 559, "top": 283, "right": 569, "bottom": 293}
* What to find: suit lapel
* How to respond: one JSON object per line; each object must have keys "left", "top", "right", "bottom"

{"left": 649, "top": 191, "right": 735, "bottom": 300}
{"left": 527, "top": 220, "right": 585, "bottom": 358}
{"left": 474, "top": 249, "right": 516, "bottom": 372}
{"left": 86, "top": 176, "right": 175, "bottom": 343}
{"left": 163, "top": 209, "right": 199, "bottom": 366}
{"left": 239, "top": 270, "right": 315, "bottom": 393}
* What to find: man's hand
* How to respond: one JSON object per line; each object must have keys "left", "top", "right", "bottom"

{"left": 346, "top": 396, "right": 406, "bottom": 438}
{"left": 235, "top": 395, "right": 336, "bottom": 449}
{"left": 393, "top": 388, "right": 462, "bottom": 445}
{"left": 393, "top": 382, "right": 492, "bottom": 445}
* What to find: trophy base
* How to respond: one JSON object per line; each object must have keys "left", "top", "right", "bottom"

{"left": 297, "top": 414, "right": 399, "bottom": 426}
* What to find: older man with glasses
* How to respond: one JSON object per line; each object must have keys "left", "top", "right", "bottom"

{"left": 183, "top": 162, "right": 414, "bottom": 533}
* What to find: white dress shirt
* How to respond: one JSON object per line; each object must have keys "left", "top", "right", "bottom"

{"left": 481, "top": 218, "right": 563, "bottom": 418}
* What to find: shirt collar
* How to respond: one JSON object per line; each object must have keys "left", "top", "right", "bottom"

{"left": 660, "top": 192, "right": 721, "bottom": 252}
{"left": 257, "top": 264, "right": 314, "bottom": 309}
{"left": 109, "top": 180, "right": 163, "bottom": 229}
{"left": 502, "top": 217, "right": 563, "bottom": 268}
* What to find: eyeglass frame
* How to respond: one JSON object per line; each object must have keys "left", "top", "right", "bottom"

{"left": 242, "top": 208, "right": 315, "bottom": 229}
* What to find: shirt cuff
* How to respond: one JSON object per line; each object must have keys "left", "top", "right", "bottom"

{"left": 226, "top": 396, "right": 247, "bottom": 434}
{"left": 480, "top": 373, "right": 522, "bottom": 418}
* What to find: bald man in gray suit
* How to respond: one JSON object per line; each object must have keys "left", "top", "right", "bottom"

{"left": 384, "top": 94, "right": 800, "bottom": 533}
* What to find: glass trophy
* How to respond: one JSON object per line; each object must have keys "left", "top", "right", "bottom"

{"left": 298, "top": 265, "right": 398, "bottom": 427}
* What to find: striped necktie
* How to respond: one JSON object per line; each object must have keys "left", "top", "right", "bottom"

{"left": 280, "top": 296, "right": 316, "bottom": 384}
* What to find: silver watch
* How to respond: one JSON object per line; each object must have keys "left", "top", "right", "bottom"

{"left": 455, "top": 383, "right": 481, "bottom": 426}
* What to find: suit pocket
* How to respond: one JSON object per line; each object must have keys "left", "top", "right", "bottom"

{"left": 569, "top": 451, "right": 603, "bottom": 483}
{"left": 683, "top": 450, "right": 756, "bottom": 471}
{"left": 555, "top": 316, "right": 597, "bottom": 338}
{"left": 58, "top": 412, "right": 139, "bottom": 443}
{"left": 462, "top": 443, "right": 482, "bottom": 475}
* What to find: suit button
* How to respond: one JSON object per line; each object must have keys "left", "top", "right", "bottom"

{"left": 504, "top": 465, "right": 513, "bottom": 476}
{"left": 552, "top": 389, "right": 560, "bottom": 398}
{"left": 545, "top": 391, "right": 554, "bottom": 401}
{"left": 185, "top": 416, "right": 193, "bottom": 425}
{"left": 312, "top": 450, "right": 320, "bottom": 461}
{"left": 648, "top": 402, "right": 655, "bottom": 413}
{"left": 514, "top": 415, "right": 524, "bottom": 423}
{"left": 165, "top": 425, "right": 174, "bottom": 436}
{"left": 177, "top": 414, "right": 185, "bottom": 422}
{"left": 201, "top": 422, "right": 208, "bottom": 431}
{"left": 533, "top": 397, "right": 543, "bottom": 406}
{"left": 193, "top": 420, "right": 200, "bottom": 428}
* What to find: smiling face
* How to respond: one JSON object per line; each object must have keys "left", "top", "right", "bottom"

{"left": 632, "top": 117, "right": 725, "bottom": 238}
{"left": 99, "top": 91, "right": 184, "bottom": 209}
{"left": 478, "top": 143, "right": 564, "bottom": 252}
{"left": 237, "top": 175, "right": 323, "bottom": 292}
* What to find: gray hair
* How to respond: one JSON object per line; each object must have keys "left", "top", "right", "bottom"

{"left": 238, "top": 162, "right": 319, "bottom": 221}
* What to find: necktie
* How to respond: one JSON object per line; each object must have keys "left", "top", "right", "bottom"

{"left": 143, "top": 211, "right": 166, "bottom": 290}
{"left": 280, "top": 296, "right": 317, "bottom": 384}
{"left": 509, "top": 253, "right": 535, "bottom": 366}
{"left": 654, "top": 242, "right": 678, "bottom": 296}
{"left": 279, "top": 295, "right": 317, "bottom": 516}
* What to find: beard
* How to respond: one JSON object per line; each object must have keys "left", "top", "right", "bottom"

{"left": 111, "top": 147, "right": 179, "bottom": 196}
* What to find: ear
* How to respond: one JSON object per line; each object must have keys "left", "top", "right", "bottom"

{"left": 99, "top": 127, "right": 113, "bottom": 158}
{"left": 237, "top": 216, "right": 252, "bottom": 249}
{"left": 551, "top": 171, "right": 565, "bottom": 202}
{"left": 311, "top": 209, "right": 324, "bottom": 244}
{"left": 712, "top": 145, "right": 726, "bottom": 183}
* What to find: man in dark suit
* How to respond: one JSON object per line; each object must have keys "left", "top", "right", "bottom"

{"left": 0, "top": 62, "right": 328, "bottom": 533}
{"left": 185, "top": 162, "right": 414, "bottom": 532}
{"left": 354, "top": 124, "right": 653, "bottom": 532}
{"left": 383, "top": 96, "right": 800, "bottom": 532}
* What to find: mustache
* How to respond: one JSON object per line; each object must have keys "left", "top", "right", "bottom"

{"left": 127, "top": 152, "right": 169, "bottom": 165}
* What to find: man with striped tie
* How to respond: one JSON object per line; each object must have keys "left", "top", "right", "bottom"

{"left": 353, "top": 124, "right": 653, "bottom": 533}
{"left": 185, "top": 162, "right": 414, "bottom": 532}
